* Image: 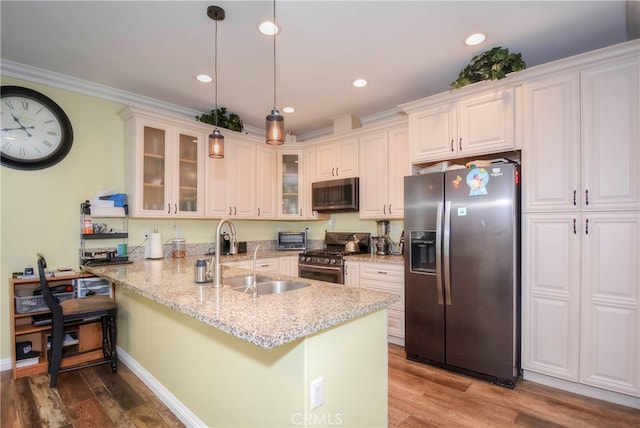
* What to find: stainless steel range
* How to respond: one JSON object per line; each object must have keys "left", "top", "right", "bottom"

{"left": 298, "top": 232, "right": 371, "bottom": 284}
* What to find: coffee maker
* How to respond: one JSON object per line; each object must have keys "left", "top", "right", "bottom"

{"left": 375, "top": 220, "right": 391, "bottom": 255}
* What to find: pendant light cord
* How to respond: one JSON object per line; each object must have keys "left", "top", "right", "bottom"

{"left": 272, "top": 0, "right": 277, "bottom": 109}
{"left": 215, "top": 17, "right": 219, "bottom": 128}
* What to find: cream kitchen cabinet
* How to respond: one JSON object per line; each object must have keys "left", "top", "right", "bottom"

{"left": 314, "top": 137, "right": 359, "bottom": 180}
{"left": 523, "top": 56, "right": 640, "bottom": 213}
{"left": 344, "top": 261, "right": 359, "bottom": 288}
{"left": 358, "top": 125, "right": 409, "bottom": 219}
{"left": 120, "top": 107, "right": 206, "bottom": 218}
{"left": 277, "top": 150, "right": 304, "bottom": 219}
{"left": 358, "top": 262, "right": 404, "bottom": 342}
{"left": 277, "top": 255, "right": 299, "bottom": 277}
{"left": 256, "top": 146, "right": 277, "bottom": 219}
{"left": 522, "top": 213, "right": 581, "bottom": 381}
{"left": 301, "top": 146, "right": 328, "bottom": 220}
{"left": 405, "top": 87, "right": 515, "bottom": 163}
{"left": 522, "top": 212, "right": 640, "bottom": 398}
{"left": 205, "top": 136, "right": 257, "bottom": 219}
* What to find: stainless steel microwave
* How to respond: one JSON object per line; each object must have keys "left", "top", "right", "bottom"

{"left": 311, "top": 177, "right": 359, "bottom": 212}
{"left": 277, "top": 231, "right": 307, "bottom": 250}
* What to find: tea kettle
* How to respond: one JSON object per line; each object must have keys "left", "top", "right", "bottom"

{"left": 345, "top": 234, "right": 359, "bottom": 253}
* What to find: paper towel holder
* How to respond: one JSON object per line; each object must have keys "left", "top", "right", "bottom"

{"left": 145, "top": 229, "right": 164, "bottom": 259}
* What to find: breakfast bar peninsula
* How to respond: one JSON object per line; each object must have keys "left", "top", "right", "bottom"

{"left": 84, "top": 256, "right": 399, "bottom": 427}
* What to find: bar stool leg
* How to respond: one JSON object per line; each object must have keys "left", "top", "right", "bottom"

{"left": 109, "top": 314, "right": 118, "bottom": 373}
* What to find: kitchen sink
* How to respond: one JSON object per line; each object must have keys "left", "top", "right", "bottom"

{"left": 223, "top": 274, "right": 272, "bottom": 288}
{"left": 231, "top": 280, "right": 311, "bottom": 295}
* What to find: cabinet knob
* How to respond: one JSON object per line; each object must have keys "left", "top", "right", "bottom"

{"left": 450, "top": 139, "right": 454, "bottom": 152}
{"left": 585, "top": 189, "right": 589, "bottom": 206}
{"left": 332, "top": 167, "right": 335, "bottom": 176}
{"left": 459, "top": 138, "right": 462, "bottom": 151}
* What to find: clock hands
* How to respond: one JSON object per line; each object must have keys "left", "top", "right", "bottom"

{"left": 7, "top": 113, "right": 34, "bottom": 137}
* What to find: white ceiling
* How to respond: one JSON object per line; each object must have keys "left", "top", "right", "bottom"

{"left": 1, "top": 1, "right": 637, "bottom": 140}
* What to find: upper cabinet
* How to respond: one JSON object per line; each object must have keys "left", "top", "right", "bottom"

{"left": 580, "top": 56, "right": 640, "bottom": 211}
{"left": 405, "top": 87, "right": 515, "bottom": 163}
{"left": 120, "top": 107, "right": 206, "bottom": 218}
{"left": 205, "top": 136, "right": 258, "bottom": 219}
{"left": 359, "top": 125, "right": 409, "bottom": 219}
{"left": 256, "top": 146, "right": 277, "bottom": 219}
{"left": 277, "top": 149, "right": 304, "bottom": 219}
{"left": 522, "top": 56, "right": 640, "bottom": 212}
{"left": 314, "top": 137, "right": 359, "bottom": 180}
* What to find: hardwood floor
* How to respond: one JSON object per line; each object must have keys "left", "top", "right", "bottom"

{"left": 388, "top": 344, "right": 640, "bottom": 427}
{"left": 1, "top": 363, "right": 184, "bottom": 428}
{"left": 2, "top": 346, "right": 638, "bottom": 427}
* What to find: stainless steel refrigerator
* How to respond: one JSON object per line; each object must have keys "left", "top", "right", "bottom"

{"left": 403, "top": 163, "right": 520, "bottom": 387}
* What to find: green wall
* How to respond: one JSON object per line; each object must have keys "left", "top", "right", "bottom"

{"left": 0, "top": 76, "right": 403, "bottom": 362}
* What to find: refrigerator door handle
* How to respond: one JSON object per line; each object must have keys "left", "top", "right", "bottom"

{"left": 443, "top": 201, "right": 452, "bottom": 306}
{"left": 436, "top": 202, "right": 444, "bottom": 305}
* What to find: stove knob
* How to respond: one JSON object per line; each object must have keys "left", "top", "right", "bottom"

{"left": 330, "top": 259, "right": 337, "bottom": 264}
{"left": 305, "top": 257, "right": 311, "bottom": 262}
{"left": 324, "top": 258, "right": 330, "bottom": 264}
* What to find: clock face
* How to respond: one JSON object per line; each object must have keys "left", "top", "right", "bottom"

{"left": 1, "top": 86, "right": 73, "bottom": 170}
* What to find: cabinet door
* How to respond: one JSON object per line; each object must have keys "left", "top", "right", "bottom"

{"left": 314, "top": 143, "right": 336, "bottom": 180}
{"left": 174, "top": 127, "right": 205, "bottom": 217}
{"left": 138, "top": 121, "right": 172, "bottom": 217}
{"left": 521, "top": 213, "right": 581, "bottom": 381}
{"left": 303, "top": 146, "right": 321, "bottom": 220}
{"left": 579, "top": 212, "right": 639, "bottom": 396}
{"left": 387, "top": 126, "right": 409, "bottom": 218}
{"left": 408, "top": 101, "right": 456, "bottom": 162}
{"left": 277, "top": 150, "right": 304, "bottom": 219}
{"left": 581, "top": 57, "right": 640, "bottom": 211}
{"left": 205, "top": 138, "right": 234, "bottom": 217}
{"left": 458, "top": 87, "right": 515, "bottom": 156}
{"left": 231, "top": 141, "right": 257, "bottom": 218}
{"left": 256, "top": 146, "right": 277, "bottom": 219}
{"left": 344, "top": 261, "right": 359, "bottom": 287}
{"left": 359, "top": 131, "right": 388, "bottom": 219}
{"left": 335, "top": 137, "right": 359, "bottom": 177}
{"left": 522, "top": 73, "right": 581, "bottom": 212}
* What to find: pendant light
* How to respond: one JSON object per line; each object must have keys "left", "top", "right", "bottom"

{"left": 265, "top": 0, "right": 284, "bottom": 145}
{"left": 208, "top": 5, "right": 225, "bottom": 158}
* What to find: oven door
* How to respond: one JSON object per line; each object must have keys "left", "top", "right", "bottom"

{"left": 298, "top": 263, "right": 344, "bottom": 284}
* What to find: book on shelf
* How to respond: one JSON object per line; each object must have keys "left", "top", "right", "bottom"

{"left": 16, "top": 356, "right": 40, "bottom": 368}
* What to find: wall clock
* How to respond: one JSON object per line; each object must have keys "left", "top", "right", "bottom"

{"left": 1, "top": 86, "right": 73, "bottom": 170}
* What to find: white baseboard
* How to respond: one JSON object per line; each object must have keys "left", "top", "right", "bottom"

{"left": 0, "top": 357, "right": 12, "bottom": 372}
{"left": 115, "top": 347, "right": 207, "bottom": 427}
{"left": 388, "top": 336, "right": 405, "bottom": 347}
{"left": 523, "top": 370, "right": 640, "bottom": 409}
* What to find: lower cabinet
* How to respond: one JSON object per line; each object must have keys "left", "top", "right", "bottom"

{"left": 357, "top": 262, "right": 405, "bottom": 341}
{"left": 344, "top": 261, "right": 359, "bottom": 287}
{"left": 522, "top": 212, "right": 640, "bottom": 398}
{"left": 225, "top": 255, "right": 298, "bottom": 277}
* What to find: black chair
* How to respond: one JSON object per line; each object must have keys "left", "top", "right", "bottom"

{"left": 37, "top": 253, "right": 117, "bottom": 387}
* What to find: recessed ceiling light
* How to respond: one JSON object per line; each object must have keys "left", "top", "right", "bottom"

{"left": 259, "top": 21, "right": 279, "bottom": 36}
{"left": 283, "top": 106, "right": 295, "bottom": 113}
{"left": 197, "top": 74, "right": 212, "bottom": 83}
{"left": 465, "top": 33, "right": 486, "bottom": 46}
{"left": 353, "top": 79, "right": 368, "bottom": 88}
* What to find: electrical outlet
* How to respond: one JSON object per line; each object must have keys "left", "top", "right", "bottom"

{"left": 311, "top": 377, "right": 324, "bottom": 409}
{"left": 175, "top": 226, "right": 183, "bottom": 237}
{"left": 142, "top": 229, "right": 150, "bottom": 239}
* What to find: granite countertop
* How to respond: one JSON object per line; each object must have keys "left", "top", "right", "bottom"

{"left": 83, "top": 256, "right": 399, "bottom": 350}
{"left": 343, "top": 253, "right": 404, "bottom": 265}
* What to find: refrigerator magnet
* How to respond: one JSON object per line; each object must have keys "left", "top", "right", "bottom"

{"left": 466, "top": 168, "right": 489, "bottom": 196}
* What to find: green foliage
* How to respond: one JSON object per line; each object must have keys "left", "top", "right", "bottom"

{"left": 451, "top": 47, "right": 526, "bottom": 89}
{"left": 196, "top": 107, "right": 244, "bottom": 132}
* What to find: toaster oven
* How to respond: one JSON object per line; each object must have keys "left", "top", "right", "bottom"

{"left": 277, "top": 231, "right": 306, "bottom": 250}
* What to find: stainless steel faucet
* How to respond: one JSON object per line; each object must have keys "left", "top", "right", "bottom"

{"left": 251, "top": 244, "right": 262, "bottom": 298}
{"left": 213, "top": 218, "right": 237, "bottom": 287}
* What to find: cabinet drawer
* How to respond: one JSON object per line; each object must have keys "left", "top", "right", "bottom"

{"left": 387, "top": 308, "right": 405, "bottom": 339}
{"left": 255, "top": 258, "right": 279, "bottom": 272}
{"left": 360, "top": 279, "right": 404, "bottom": 311}
{"left": 359, "top": 262, "right": 403, "bottom": 281}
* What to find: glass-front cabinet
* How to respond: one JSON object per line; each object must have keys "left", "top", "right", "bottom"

{"left": 120, "top": 107, "right": 205, "bottom": 218}
{"left": 277, "top": 150, "right": 304, "bottom": 218}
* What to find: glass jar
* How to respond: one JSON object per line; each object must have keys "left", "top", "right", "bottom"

{"left": 83, "top": 219, "right": 93, "bottom": 234}
{"left": 172, "top": 237, "right": 186, "bottom": 258}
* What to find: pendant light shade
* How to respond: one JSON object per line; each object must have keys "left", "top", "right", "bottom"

{"left": 265, "top": 0, "right": 284, "bottom": 145}
{"left": 266, "top": 108, "right": 284, "bottom": 145}
{"left": 209, "top": 129, "right": 224, "bottom": 158}
{"left": 208, "top": 5, "right": 225, "bottom": 158}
